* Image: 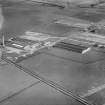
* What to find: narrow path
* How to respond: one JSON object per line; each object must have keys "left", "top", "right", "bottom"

{"left": 81, "top": 83, "right": 105, "bottom": 98}
{"left": 0, "top": 81, "right": 41, "bottom": 104}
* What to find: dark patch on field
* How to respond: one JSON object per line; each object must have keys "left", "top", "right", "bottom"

{"left": 73, "top": 12, "right": 105, "bottom": 22}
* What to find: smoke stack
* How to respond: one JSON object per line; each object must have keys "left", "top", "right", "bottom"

{"left": 0, "top": 5, "right": 3, "bottom": 30}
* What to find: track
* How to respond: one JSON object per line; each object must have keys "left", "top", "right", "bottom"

{"left": 25, "top": 0, "right": 65, "bottom": 9}
{"left": 1, "top": 57, "right": 94, "bottom": 105}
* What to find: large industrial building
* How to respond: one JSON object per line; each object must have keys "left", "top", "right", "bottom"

{"left": 0, "top": 0, "right": 105, "bottom": 105}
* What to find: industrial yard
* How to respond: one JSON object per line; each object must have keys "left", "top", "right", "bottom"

{"left": 1, "top": 0, "right": 105, "bottom": 105}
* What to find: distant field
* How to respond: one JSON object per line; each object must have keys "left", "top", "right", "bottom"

{"left": 73, "top": 12, "right": 105, "bottom": 22}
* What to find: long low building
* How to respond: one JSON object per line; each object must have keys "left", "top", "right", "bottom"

{"left": 3, "top": 31, "right": 66, "bottom": 62}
